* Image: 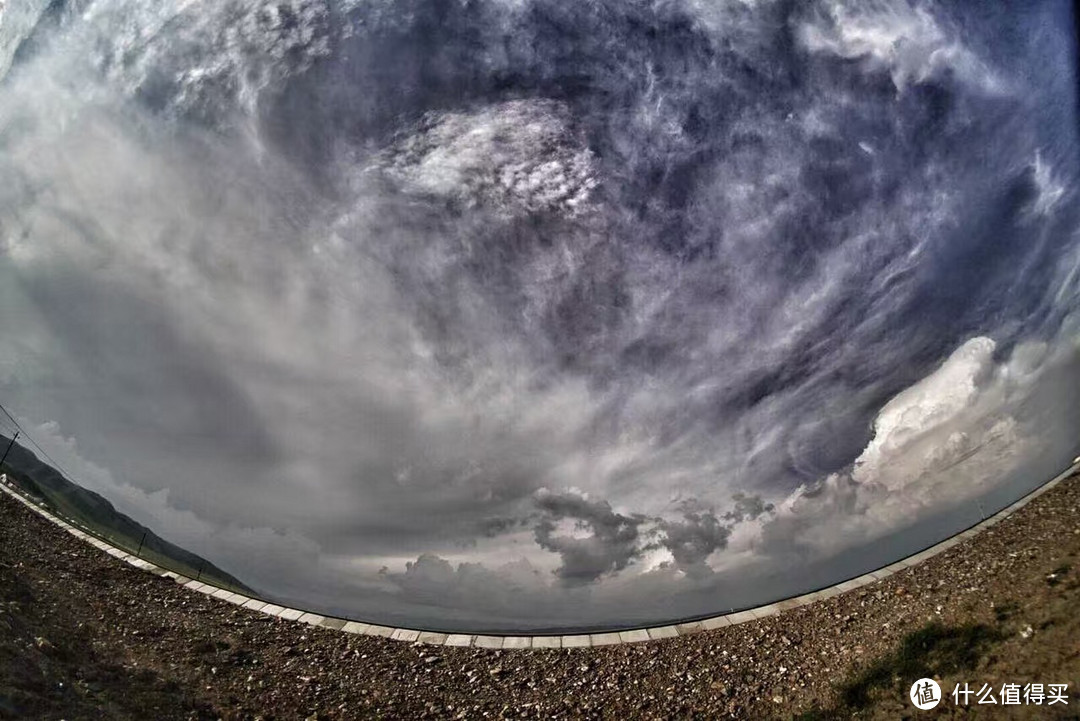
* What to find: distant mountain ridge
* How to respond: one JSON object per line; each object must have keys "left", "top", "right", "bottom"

{"left": 0, "top": 433, "right": 253, "bottom": 594}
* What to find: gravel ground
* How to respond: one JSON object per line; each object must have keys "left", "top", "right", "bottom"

{"left": 1, "top": 469, "right": 1078, "bottom": 720}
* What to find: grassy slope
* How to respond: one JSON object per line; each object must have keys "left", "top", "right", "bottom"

{"left": 1, "top": 435, "right": 253, "bottom": 595}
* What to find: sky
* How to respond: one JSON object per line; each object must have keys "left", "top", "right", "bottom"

{"left": 0, "top": 0, "right": 1079, "bottom": 631}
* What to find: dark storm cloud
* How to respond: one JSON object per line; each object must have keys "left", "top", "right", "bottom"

{"left": 532, "top": 489, "right": 650, "bottom": 585}
{"left": 478, "top": 515, "right": 531, "bottom": 538}
{"left": 724, "top": 493, "right": 776, "bottom": 524}
{"left": 657, "top": 510, "right": 729, "bottom": 575}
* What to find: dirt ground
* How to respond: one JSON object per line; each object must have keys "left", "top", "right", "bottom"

{"left": 1, "top": 469, "right": 1078, "bottom": 720}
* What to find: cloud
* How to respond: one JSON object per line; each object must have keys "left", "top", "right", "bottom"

{"left": 477, "top": 515, "right": 530, "bottom": 538}
{"left": 13, "top": 418, "right": 323, "bottom": 596}
{"left": 373, "top": 99, "right": 598, "bottom": 217}
{"left": 852, "top": 337, "right": 999, "bottom": 491}
{"left": 758, "top": 327, "right": 1080, "bottom": 560}
{"left": 1028, "top": 152, "right": 1067, "bottom": 219}
{"left": 532, "top": 488, "right": 650, "bottom": 585}
{"left": 657, "top": 510, "right": 730, "bottom": 575}
{"left": 723, "top": 493, "right": 776, "bottom": 524}
{"left": 0, "top": 0, "right": 1077, "bottom": 629}
{"left": 795, "top": 0, "right": 1004, "bottom": 93}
